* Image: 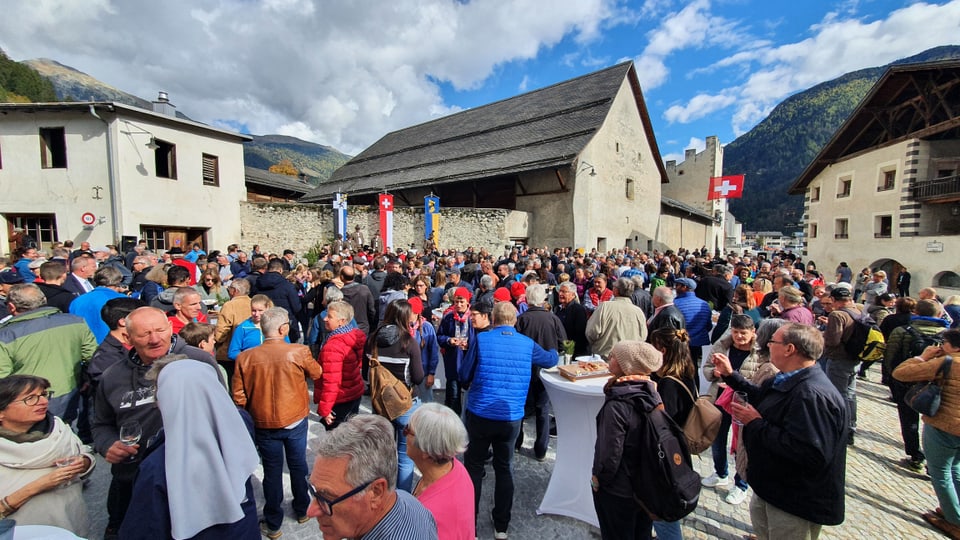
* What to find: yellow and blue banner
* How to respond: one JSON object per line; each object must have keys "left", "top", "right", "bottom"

{"left": 425, "top": 195, "right": 440, "bottom": 247}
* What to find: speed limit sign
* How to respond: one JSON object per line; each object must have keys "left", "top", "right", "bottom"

{"left": 81, "top": 212, "right": 96, "bottom": 226}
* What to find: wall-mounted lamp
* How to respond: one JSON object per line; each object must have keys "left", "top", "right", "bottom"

{"left": 578, "top": 161, "right": 597, "bottom": 176}
{"left": 146, "top": 137, "right": 159, "bottom": 150}
{"left": 951, "top": 205, "right": 960, "bottom": 217}
{"left": 121, "top": 121, "right": 160, "bottom": 150}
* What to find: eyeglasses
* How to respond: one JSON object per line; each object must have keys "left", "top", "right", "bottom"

{"left": 305, "top": 477, "right": 375, "bottom": 516}
{"left": 767, "top": 339, "right": 786, "bottom": 345}
{"left": 16, "top": 390, "right": 54, "bottom": 406}
{"left": 402, "top": 425, "right": 415, "bottom": 438}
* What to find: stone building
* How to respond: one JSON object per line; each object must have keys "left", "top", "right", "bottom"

{"left": 789, "top": 60, "right": 960, "bottom": 294}
{"left": 664, "top": 135, "right": 734, "bottom": 252}
{"left": 301, "top": 61, "right": 714, "bottom": 253}
{"left": 0, "top": 95, "right": 249, "bottom": 254}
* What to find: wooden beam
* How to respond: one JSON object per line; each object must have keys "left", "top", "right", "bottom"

{"left": 516, "top": 188, "right": 571, "bottom": 197}
{"left": 554, "top": 168, "right": 567, "bottom": 190}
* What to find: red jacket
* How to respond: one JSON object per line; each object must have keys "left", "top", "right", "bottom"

{"left": 315, "top": 327, "right": 366, "bottom": 416}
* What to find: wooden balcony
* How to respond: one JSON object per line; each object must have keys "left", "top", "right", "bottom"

{"left": 914, "top": 175, "right": 960, "bottom": 202}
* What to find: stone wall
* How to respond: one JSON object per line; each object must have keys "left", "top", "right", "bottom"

{"left": 239, "top": 201, "right": 529, "bottom": 256}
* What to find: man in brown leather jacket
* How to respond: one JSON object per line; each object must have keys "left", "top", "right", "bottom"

{"left": 233, "top": 307, "right": 322, "bottom": 538}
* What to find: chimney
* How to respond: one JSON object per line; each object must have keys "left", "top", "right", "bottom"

{"left": 152, "top": 91, "right": 177, "bottom": 117}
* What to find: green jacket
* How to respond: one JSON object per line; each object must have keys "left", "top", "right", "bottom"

{"left": 0, "top": 307, "right": 97, "bottom": 396}
{"left": 883, "top": 316, "right": 949, "bottom": 376}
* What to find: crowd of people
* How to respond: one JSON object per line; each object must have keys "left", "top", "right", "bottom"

{"left": 1, "top": 233, "right": 959, "bottom": 540}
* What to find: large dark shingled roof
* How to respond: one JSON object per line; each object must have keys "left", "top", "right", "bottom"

{"left": 301, "top": 61, "right": 666, "bottom": 202}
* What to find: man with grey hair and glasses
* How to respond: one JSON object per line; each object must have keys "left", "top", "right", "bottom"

{"left": 585, "top": 277, "right": 648, "bottom": 359}
{"left": 305, "top": 414, "right": 437, "bottom": 539}
{"left": 712, "top": 322, "right": 847, "bottom": 540}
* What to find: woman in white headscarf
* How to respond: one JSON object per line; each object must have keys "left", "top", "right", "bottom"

{"left": 119, "top": 356, "right": 260, "bottom": 539}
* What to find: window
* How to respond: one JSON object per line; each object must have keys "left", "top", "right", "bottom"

{"left": 837, "top": 177, "right": 851, "bottom": 198}
{"left": 835, "top": 218, "right": 849, "bottom": 239}
{"left": 202, "top": 154, "right": 219, "bottom": 186}
{"left": 6, "top": 214, "right": 58, "bottom": 247}
{"left": 615, "top": 142, "right": 620, "bottom": 153}
{"left": 39, "top": 127, "right": 67, "bottom": 169}
{"left": 875, "top": 215, "right": 892, "bottom": 238}
{"left": 625, "top": 178, "right": 635, "bottom": 200}
{"left": 809, "top": 223, "right": 818, "bottom": 239}
{"left": 154, "top": 139, "right": 177, "bottom": 179}
{"left": 878, "top": 170, "right": 896, "bottom": 192}
{"left": 141, "top": 227, "right": 167, "bottom": 251}
{"left": 810, "top": 186, "right": 820, "bottom": 202}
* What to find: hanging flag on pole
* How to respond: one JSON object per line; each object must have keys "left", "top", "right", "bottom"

{"left": 379, "top": 193, "right": 394, "bottom": 253}
{"left": 424, "top": 195, "right": 440, "bottom": 248}
{"left": 333, "top": 193, "right": 348, "bottom": 240}
{"left": 707, "top": 175, "right": 745, "bottom": 200}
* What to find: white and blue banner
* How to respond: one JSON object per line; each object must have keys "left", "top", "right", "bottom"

{"left": 333, "top": 193, "right": 348, "bottom": 240}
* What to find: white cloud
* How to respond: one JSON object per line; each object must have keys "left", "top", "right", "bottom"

{"left": 724, "top": 1, "right": 960, "bottom": 134}
{"left": 632, "top": 0, "right": 743, "bottom": 90}
{"left": 0, "top": 0, "right": 620, "bottom": 154}
{"left": 661, "top": 137, "right": 706, "bottom": 164}
{"left": 664, "top": 93, "right": 736, "bottom": 123}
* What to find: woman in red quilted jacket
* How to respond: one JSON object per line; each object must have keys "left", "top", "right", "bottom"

{"left": 314, "top": 300, "right": 366, "bottom": 430}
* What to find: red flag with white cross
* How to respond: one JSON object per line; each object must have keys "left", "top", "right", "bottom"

{"left": 379, "top": 193, "right": 393, "bottom": 253}
{"left": 707, "top": 175, "right": 745, "bottom": 200}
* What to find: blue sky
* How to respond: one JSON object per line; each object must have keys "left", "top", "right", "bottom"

{"left": 2, "top": 0, "right": 959, "bottom": 159}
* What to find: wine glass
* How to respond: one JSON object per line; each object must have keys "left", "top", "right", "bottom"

{"left": 732, "top": 391, "right": 748, "bottom": 426}
{"left": 54, "top": 454, "right": 82, "bottom": 488}
{"left": 119, "top": 421, "right": 142, "bottom": 461}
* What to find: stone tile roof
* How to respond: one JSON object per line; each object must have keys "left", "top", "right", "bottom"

{"left": 301, "top": 61, "right": 667, "bottom": 202}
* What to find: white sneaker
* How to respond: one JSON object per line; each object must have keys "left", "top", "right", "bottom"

{"left": 701, "top": 473, "right": 731, "bottom": 488}
{"left": 494, "top": 532, "right": 508, "bottom": 540}
{"left": 725, "top": 486, "right": 748, "bottom": 505}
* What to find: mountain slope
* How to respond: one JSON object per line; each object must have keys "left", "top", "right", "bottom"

{"left": 244, "top": 134, "right": 351, "bottom": 185}
{"left": 23, "top": 58, "right": 151, "bottom": 108}
{"left": 724, "top": 45, "right": 960, "bottom": 231}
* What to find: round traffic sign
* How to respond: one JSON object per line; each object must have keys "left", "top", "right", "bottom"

{"left": 81, "top": 212, "right": 96, "bottom": 225}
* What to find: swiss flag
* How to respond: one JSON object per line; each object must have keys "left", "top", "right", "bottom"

{"left": 707, "top": 175, "right": 745, "bottom": 200}
{"left": 379, "top": 193, "right": 393, "bottom": 253}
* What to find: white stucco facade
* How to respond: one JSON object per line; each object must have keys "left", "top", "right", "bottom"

{"left": 0, "top": 103, "right": 248, "bottom": 254}
{"left": 565, "top": 77, "right": 662, "bottom": 251}
{"left": 803, "top": 138, "right": 960, "bottom": 294}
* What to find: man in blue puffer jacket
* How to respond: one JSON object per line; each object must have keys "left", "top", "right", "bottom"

{"left": 459, "top": 301, "right": 557, "bottom": 539}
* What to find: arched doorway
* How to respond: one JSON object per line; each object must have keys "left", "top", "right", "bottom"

{"left": 870, "top": 258, "right": 906, "bottom": 295}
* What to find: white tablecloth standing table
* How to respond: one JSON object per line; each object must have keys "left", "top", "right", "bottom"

{"left": 536, "top": 370, "right": 610, "bottom": 528}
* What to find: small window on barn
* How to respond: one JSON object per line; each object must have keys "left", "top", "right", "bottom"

{"left": 39, "top": 127, "right": 67, "bottom": 169}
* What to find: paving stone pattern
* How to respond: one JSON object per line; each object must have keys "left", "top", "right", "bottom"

{"left": 82, "top": 376, "right": 944, "bottom": 539}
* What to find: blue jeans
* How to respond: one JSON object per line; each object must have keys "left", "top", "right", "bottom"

{"left": 652, "top": 520, "right": 683, "bottom": 540}
{"left": 392, "top": 398, "right": 420, "bottom": 493}
{"left": 48, "top": 387, "right": 78, "bottom": 420}
{"left": 923, "top": 423, "right": 960, "bottom": 525}
{"left": 463, "top": 410, "right": 522, "bottom": 534}
{"left": 711, "top": 407, "right": 748, "bottom": 491}
{"left": 826, "top": 358, "right": 859, "bottom": 434}
{"left": 254, "top": 418, "right": 310, "bottom": 530}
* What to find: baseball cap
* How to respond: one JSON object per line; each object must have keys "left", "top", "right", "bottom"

{"left": 830, "top": 287, "right": 852, "bottom": 300}
{"left": 674, "top": 277, "right": 697, "bottom": 291}
{"left": 0, "top": 270, "right": 25, "bottom": 284}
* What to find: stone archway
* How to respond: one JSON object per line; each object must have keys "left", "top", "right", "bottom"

{"left": 870, "top": 257, "right": 906, "bottom": 294}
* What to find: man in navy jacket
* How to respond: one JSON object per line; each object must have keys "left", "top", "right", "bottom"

{"left": 714, "top": 322, "right": 847, "bottom": 539}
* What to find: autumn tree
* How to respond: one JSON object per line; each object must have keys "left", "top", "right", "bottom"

{"left": 269, "top": 158, "right": 299, "bottom": 176}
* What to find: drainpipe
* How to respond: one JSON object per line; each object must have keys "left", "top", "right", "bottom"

{"left": 89, "top": 105, "right": 121, "bottom": 244}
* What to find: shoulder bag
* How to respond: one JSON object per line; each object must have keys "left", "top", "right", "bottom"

{"left": 368, "top": 344, "right": 413, "bottom": 421}
{"left": 664, "top": 376, "right": 722, "bottom": 455}
{"left": 905, "top": 355, "right": 953, "bottom": 417}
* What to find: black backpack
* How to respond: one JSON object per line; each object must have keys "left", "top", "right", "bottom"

{"left": 628, "top": 400, "right": 701, "bottom": 522}
{"left": 904, "top": 325, "right": 944, "bottom": 359}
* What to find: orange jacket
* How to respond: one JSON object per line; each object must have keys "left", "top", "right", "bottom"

{"left": 233, "top": 339, "right": 322, "bottom": 429}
